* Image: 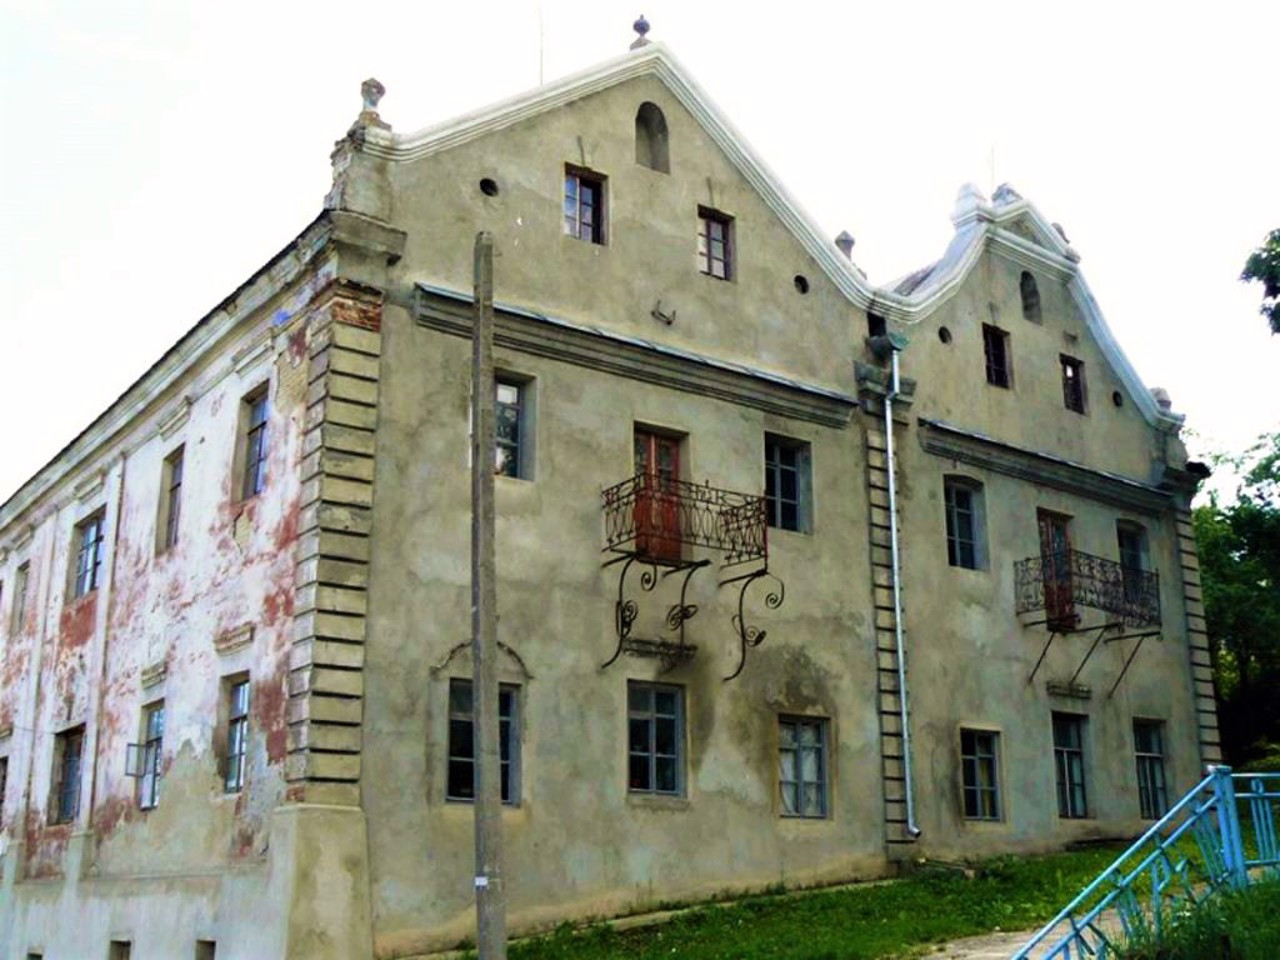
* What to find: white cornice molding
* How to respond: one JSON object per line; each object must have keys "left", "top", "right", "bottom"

{"left": 157, "top": 398, "right": 192, "bottom": 442}
{"left": 0, "top": 215, "right": 335, "bottom": 534}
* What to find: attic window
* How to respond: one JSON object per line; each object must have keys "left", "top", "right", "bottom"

{"left": 868, "top": 314, "right": 887, "bottom": 338}
{"left": 635, "top": 102, "right": 669, "bottom": 173}
{"left": 1020, "top": 271, "right": 1042, "bottom": 323}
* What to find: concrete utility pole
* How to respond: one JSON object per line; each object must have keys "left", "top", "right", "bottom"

{"left": 471, "top": 231, "right": 507, "bottom": 957}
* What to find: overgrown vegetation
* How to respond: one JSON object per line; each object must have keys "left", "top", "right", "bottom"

{"left": 1193, "top": 432, "right": 1280, "bottom": 765}
{"left": 459, "top": 845, "right": 1124, "bottom": 960}
{"left": 1119, "top": 878, "right": 1280, "bottom": 960}
{"left": 1241, "top": 228, "right": 1280, "bottom": 335}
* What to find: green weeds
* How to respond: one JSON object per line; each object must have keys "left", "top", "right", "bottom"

{"left": 1119, "top": 877, "right": 1280, "bottom": 960}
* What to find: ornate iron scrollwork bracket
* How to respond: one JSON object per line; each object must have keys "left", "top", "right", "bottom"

{"left": 720, "top": 567, "right": 786, "bottom": 681}
{"left": 602, "top": 554, "right": 709, "bottom": 670}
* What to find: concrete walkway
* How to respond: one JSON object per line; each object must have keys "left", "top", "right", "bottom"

{"left": 926, "top": 928, "right": 1042, "bottom": 959}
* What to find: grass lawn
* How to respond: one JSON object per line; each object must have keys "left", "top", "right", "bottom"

{"left": 461, "top": 844, "right": 1126, "bottom": 960}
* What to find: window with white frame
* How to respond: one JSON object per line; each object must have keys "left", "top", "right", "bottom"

{"left": 764, "top": 435, "right": 812, "bottom": 533}
{"left": 127, "top": 701, "right": 165, "bottom": 810}
{"left": 779, "top": 716, "right": 828, "bottom": 818}
{"left": 1053, "top": 712, "right": 1088, "bottom": 819}
{"left": 224, "top": 676, "right": 250, "bottom": 792}
{"left": 71, "top": 512, "right": 105, "bottom": 599}
{"left": 1133, "top": 719, "right": 1169, "bottom": 820}
{"left": 446, "top": 679, "right": 519, "bottom": 805}
{"left": 628, "top": 682, "right": 683, "bottom": 796}
{"left": 960, "top": 728, "right": 1001, "bottom": 820}
{"left": 944, "top": 477, "right": 985, "bottom": 570}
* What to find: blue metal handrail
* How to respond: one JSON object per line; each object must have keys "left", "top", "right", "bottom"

{"left": 1013, "top": 766, "right": 1280, "bottom": 959}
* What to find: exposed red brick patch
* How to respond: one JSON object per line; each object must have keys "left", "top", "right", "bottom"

{"left": 58, "top": 593, "right": 98, "bottom": 650}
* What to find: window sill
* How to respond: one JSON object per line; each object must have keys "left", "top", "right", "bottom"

{"left": 627, "top": 792, "right": 689, "bottom": 811}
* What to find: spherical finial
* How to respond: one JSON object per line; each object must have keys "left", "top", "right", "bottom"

{"left": 631, "top": 14, "right": 651, "bottom": 49}
{"left": 361, "top": 78, "right": 386, "bottom": 114}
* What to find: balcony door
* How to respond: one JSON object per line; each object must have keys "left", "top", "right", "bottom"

{"left": 1038, "top": 510, "right": 1076, "bottom": 629}
{"left": 634, "top": 429, "right": 682, "bottom": 562}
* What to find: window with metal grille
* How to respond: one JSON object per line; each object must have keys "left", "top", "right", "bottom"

{"left": 697, "top": 207, "right": 733, "bottom": 280}
{"left": 224, "top": 677, "right": 250, "bottom": 792}
{"left": 240, "top": 387, "right": 269, "bottom": 499}
{"left": 961, "top": 729, "right": 1001, "bottom": 820}
{"left": 72, "top": 513, "right": 105, "bottom": 598}
{"left": 51, "top": 726, "right": 85, "bottom": 824}
{"left": 779, "top": 717, "right": 828, "bottom": 818}
{"left": 1134, "top": 719, "right": 1169, "bottom": 820}
{"left": 628, "top": 682, "right": 683, "bottom": 795}
{"left": 983, "top": 324, "right": 1011, "bottom": 388}
{"left": 1061, "top": 355, "right": 1086, "bottom": 413}
{"left": 446, "top": 679, "right": 519, "bottom": 805}
{"left": 159, "top": 446, "right": 184, "bottom": 552}
{"left": 1053, "top": 712, "right": 1088, "bottom": 818}
{"left": 564, "top": 167, "right": 605, "bottom": 244}
{"left": 764, "top": 435, "right": 811, "bottom": 533}
{"left": 127, "top": 702, "right": 165, "bottom": 810}
{"left": 944, "top": 478, "right": 985, "bottom": 570}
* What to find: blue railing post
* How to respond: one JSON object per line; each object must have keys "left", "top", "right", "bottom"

{"left": 1210, "top": 765, "right": 1248, "bottom": 889}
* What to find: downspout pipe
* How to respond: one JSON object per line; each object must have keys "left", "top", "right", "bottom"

{"left": 874, "top": 335, "right": 921, "bottom": 839}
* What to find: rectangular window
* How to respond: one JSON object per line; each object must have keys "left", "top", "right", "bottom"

{"left": 944, "top": 479, "right": 984, "bottom": 570}
{"left": 1053, "top": 712, "right": 1088, "bottom": 819}
{"left": 129, "top": 702, "right": 165, "bottom": 810}
{"left": 196, "top": 941, "right": 218, "bottom": 960}
{"left": 224, "top": 677, "right": 250, "bottom": 792}
{"left": 564, "top": 167, "right": 605, "bottom": 244}
{"left": 72, "top": 513, "right": 106, "bottom": 599}
{"left": 1061, "top": 355, "right": 1086, "bottom": 413}
{"left": 628, "top": 682, "right": 684, "bottom": 796}
{"left": 446, "top": 679, "right": 519, "bottom": 804}
{"left": 495, "top": 380, "right": 529, "bottom": 479}
{"left": 697, "top": 207, "right": 733, "bottom": 280}
{"left": 159, "top": 446, "right": 185, "bottom": 552}
{"left": 240, "top": 387, "right": 269, "bottom": 500}
{"left": 51, "top": 726, "right": 85, "bottom": 824}
{"left": 764, "top": 435, "right": 812, "bottom": 533}
{"left": 961, "top": 729, "right": 1001, "bottom": 820}
{"left": 983, "top": 324, "right": 1011, "bottom": 388}
{"left": 108, "top": 941, "right": 132, "bottom": 960}
{"left": 11, "top": 563, "right": 29, "bottom": 634}
{"left": 779, "top": 717, "right": 828, "bottom": 818}
{"left": 1134, "top": 719, "right": 1169, "bottom": 820}
{"left": 0, "top": 756, "right": 8, "bottom": 827}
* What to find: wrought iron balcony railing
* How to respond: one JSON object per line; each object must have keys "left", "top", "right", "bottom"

{"left": 1015, "top": 549, "right": 1161, "bottom": 628}
{"left": 602, "top": 473, "right": 767, "bottom": 568}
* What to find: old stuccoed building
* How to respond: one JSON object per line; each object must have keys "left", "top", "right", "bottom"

{"left": 0, "top": 37, "right": 1217, "bottom": 960}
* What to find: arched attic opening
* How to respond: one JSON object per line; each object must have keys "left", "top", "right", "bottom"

{"left": 635, "top": 102, "right": 669, "bottom": 173}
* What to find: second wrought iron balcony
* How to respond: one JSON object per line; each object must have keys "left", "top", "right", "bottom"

{"left": 1015, "top": 548, "right": 1161, "bottom": 630}
{"left": 601, "top": 473, "right": 768, "bottom": 568}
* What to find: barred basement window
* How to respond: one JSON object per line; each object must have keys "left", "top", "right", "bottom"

{"left": 446, "top": 679, "right": 519, "bottom": 805}
{"left": 961, "top": 729, "right": 1001, "bottom": 820}
{"left": 779, "top": 717, "right": 828, "bottom": 818}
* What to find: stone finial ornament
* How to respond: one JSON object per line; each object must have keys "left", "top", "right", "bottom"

{"left": 631, "top": 14, "right": 651, "bottom": 49}
{"left": 361, "top": 78, "right": 386, "bottom": 114}
{"left": 1150, "top": 387, "right": 1173, "bottom": 411}
{"left": 835, "top": 231, "right": 856, "bottom": 258}
{"left": 992, "top": 182, "right": 1023, "bottom": 205}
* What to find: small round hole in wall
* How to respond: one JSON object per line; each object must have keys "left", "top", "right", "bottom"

{"left": 479, "top": 178, "right": 500, "bottom": 197}
{"left": 938, "top": 326, "right": 952, "bottom": 344}
{"left": 793, "top": 275, "right": 810, "bottom": 294}
{"left": 1112, "top": 390, "right": 1124, "bottom": 408}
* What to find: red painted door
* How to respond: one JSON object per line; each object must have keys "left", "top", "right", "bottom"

{"left": 1038, "top": 510, "right": 1076, "bottom": 629}
{"left": 634, "top": 430, "right": 681, "bottom": 562}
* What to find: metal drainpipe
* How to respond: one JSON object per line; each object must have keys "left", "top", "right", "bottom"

{"left": 884, "top": 348, "right": 921, "bottom": 838}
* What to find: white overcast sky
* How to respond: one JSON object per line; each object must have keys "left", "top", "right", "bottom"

{"left": 2, "top": 0, "right": 1277, "bottom": 504}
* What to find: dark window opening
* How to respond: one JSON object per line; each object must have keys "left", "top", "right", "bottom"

{"left": 1061, "top": 355, "right": 1086, "bottom": 413}
{"left": 241, "top": 387, "right": 270, "bottom": 499}
{"left": 634, "top": 102, "right": 670, "bottom": 173}
{"left": 1020, "top": 271, "right": 1042, "bottom": 323}
{"left": 479, "top": 178, "right": 499, "bottom": 196}
{"left": 628, "top": 682, "right": 683, "bottom": 795}
{"left": 1053, "top": 713, "right": 1088, "bottom": 819}
{"left": 961, "top": 729, "right": 1001, "bottom": 820}
{"left": 868, "top": 313, "right": 887, "bottom": 338}
{"left": 52, "top": 726, "right": 85, "bottom": 824}
{"left": 983, "top": 324, "right": 1011, "bottom": 388}
{"left": 447, "top": 679, "right": 519, "bottom": 804}
{"left": 72, "top": 513, "right": 105, "bottom": 598}
{"left": 765, "top": 435, "right": 812, "bottom": 533}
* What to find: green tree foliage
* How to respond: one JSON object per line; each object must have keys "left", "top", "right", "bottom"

{"left": 1193, "top": 432, "right": 1280, "bottom": 763}
{"left": 1241, "top": 228, "right": 1280, "bottom": 335}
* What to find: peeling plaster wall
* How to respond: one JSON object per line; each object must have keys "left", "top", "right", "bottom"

{"left": 0, "top": 272, "right": 320, "bottom": 957}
